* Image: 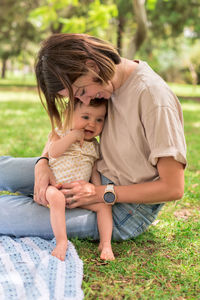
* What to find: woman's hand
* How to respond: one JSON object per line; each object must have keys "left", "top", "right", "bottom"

{"left": 34, "top": 160, "right": 58, "bottom": 206}
{"left": 61, "top": 180, "right": 99, "bottom": 208}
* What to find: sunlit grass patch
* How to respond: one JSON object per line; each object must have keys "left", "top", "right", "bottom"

{"left": 0, "top": 89, "right": 39, "bottom": 102}
{"left": 169, "top": 83, "right": 200, "bottom": 97}
{"left": 0, "top": 96, "right": 50, "bottom": 157}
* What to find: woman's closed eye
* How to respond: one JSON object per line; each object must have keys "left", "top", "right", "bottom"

{"left": 80, "top": 88, "right": 85, "bottom": 96}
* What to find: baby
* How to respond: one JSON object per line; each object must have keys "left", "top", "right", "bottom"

{"left": 46, "top": 98, "right": 115, "bottom": 261}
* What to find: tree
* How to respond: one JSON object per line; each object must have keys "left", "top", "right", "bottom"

{"left": 0, "top": 0, "right": 39, "bottom": 78}
{"left": 115, "top": 0, "right": 148, "bottom": 58}
{"left": 142, "top": 0, "right": 200, "bottom": 83}
{"left": 127, "top": 0, "right": 148, "bottom": 58}
{"left": 115, "top": 0, "right": 133, "bottom": 54}
{"left": 115, "top": 0, "right": 200, "bottom": 59}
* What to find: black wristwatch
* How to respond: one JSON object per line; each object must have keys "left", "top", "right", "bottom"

{"left": 103, "top": 184, "right": 117, "bottom": 205}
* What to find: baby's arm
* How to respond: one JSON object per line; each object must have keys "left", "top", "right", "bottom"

{"left": 49, "top": 129, "right": 85, "bottom": 158}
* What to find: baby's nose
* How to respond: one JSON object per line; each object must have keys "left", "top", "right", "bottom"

{"left": 89, "top": 120, "right": 95, "bottom": 127}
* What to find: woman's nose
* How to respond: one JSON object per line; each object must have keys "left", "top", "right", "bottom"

{"left": 79, "top": 95, "right": 91, "bottom": 105}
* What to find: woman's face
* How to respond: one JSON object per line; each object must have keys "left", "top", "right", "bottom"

{"left": 58, "top": 73, "right": 113, "bottom": 105}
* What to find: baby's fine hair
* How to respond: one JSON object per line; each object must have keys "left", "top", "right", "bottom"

{"left": 74, "top": 97, "right": 108, "bottom": 110}
{"left": 35, "top": 33, "right": 120, "bottom": 130}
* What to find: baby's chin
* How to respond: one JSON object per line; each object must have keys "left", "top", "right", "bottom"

{"left": 84, "top": 137, "right": 95, "bottom": 142}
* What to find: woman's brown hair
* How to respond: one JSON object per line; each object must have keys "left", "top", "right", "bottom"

{"left": 35, "top": 33, "right": 120, "bottom": 130}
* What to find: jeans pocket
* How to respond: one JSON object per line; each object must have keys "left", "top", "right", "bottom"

{"left": 112, "top": 203, "right": 148, "bottom": 240}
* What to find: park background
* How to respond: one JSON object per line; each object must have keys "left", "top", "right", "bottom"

{"left": 0, "top": 0, "right": 200, "bottom": 299}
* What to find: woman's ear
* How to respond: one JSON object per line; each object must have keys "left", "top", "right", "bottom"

{"left": 85, "top": 59, "right": 100, "bottom": 73}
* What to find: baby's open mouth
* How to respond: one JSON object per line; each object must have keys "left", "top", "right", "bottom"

{"left": 85, "top": 130, "right": 94, "bottom": 134}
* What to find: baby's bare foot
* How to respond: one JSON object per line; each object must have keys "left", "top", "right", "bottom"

{"left": 98, "top": 242, "right": 115, "bottom": 261}
{"left": 51, "top": 240, "right": 68, "bottom": 261}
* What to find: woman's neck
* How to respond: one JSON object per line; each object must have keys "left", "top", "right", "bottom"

{"left": 111, "top": 58, "right": 138, "bottom": 91}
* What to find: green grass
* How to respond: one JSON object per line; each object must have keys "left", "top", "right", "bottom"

{"left": 0, "top": 89, "right": 50, "bottom": 156}
{"left": 0, "top": 72, "right": 36, "bottom": 88}
{"left": 168, "top": 82, "right": 200, "bottom": 98}
{"left": 0, "top": 84, "right": 200, "bottom": 299}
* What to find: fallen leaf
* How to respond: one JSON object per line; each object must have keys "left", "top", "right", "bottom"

{"left": 152, "top": 219, "right": 160, "bottom": 226}
{"left": 174, "top": 209, "right": 191, "bottom": 220}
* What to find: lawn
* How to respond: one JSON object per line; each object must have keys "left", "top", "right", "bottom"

{"left": 0, "top": 82, "right": 200, "bottom": 299}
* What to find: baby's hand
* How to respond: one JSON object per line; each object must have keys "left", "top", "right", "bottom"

{"left": 71, "top": 129, "right": 85, "bottom": 147}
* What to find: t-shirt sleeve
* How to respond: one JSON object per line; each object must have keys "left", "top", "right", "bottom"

{"left": 142, "top": 106, "right": 187, "bottom": 167}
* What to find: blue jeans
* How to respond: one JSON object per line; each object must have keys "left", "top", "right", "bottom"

{"left": 0, "top": 156, "right": 164, "bottom": 240}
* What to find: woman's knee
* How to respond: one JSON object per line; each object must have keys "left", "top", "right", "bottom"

{"left": 0, "top": 156, "right": 37, "bottom": 194}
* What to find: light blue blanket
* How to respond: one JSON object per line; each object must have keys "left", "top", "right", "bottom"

{"left": 0, "top": 236, "right": 84, "bottom": 300}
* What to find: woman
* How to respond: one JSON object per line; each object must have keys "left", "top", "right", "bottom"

{"left": 0, "top": 33, "right": 186, "bottom": 240}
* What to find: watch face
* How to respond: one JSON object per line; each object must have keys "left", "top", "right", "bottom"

{"left": 104, "top": 191, "right": 115, "bottom": 204}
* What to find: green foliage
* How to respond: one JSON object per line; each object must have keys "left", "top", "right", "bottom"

{"left": 29, "top": 0, "right": 117, "bottom": 38}
{"left": 1, "top": 0, "right": 200, "bottom": 83}
{"left": 86, "top": 0, "right": 118, "bottom": 37}
{"left": 146, "top": 0, "right": 200, "bottom": 39}
{"left": 59, "top": 16, "right": 86, "bottom": 33}
{"left": 146, "top": 0, "right": 158, "bottom": 10}
{"left": 29, "top": 0, "right": 79, "bottom": 31}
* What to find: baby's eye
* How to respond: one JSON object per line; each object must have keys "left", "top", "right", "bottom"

{"left": 82, "top": 115, "right": 89, "bottom": 120}
{"left": 97, "top": 118, "right": 104, "bottom": 123}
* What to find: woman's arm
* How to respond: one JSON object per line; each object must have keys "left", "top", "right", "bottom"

{"left": 63, "top": 157, "right": 185, "bottom": 207}
{"left": 90, "top": 162, "right": 101, "bottom": 186}
{"left": 108, "top": 156, "right": 184, "bottom": 204}
{"left": 34, "top": 140, "right": 57, "bottom": 206}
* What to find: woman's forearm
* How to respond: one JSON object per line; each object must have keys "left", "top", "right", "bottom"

{"left": 64, "top": 157, "right": 185, "bottom": 208}
{"left": 96, "top": 178, "right": 183, "bottom": 205}
{"left": 41, "top": 140, "right": 50, "bottom": 158}
{"left": 96, "top": 157, "right": 185, "bottom": 205}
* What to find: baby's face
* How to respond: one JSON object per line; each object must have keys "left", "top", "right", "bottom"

{"left": 72, "top": 103, "right": 106, "bottom": 140}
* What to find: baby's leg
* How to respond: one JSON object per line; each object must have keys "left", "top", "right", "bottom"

{"left": 46, "top": 186, "right": 68, "bottom": 261}
{"left": 82, "top": 203, "right": 115, "bottom": 260}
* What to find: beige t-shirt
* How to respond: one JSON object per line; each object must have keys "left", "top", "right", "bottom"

{"left": 97, "top": 60, "right": 187, "bottom": 185}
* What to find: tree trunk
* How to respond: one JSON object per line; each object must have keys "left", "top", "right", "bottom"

{"left": 188, "top": 63, "right": 198, "bottom": 87}
{"left": 126, "top": 0, "right": 148, "bottom": 59}
{"left": 1, "top": 58, "right": 7, "bottom": 79}
{"left": 117, "top": 16, "right": 125, "bottom": 55}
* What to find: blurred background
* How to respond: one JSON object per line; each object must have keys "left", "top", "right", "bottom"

{"left": 0, "top": 0, "right": 200, "bottom": 158}
{"left": 0, "top": 3, "right": 200, "bottom": 297}
{"left": 0, "top": 0, "right": 200, "bottom": 87}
